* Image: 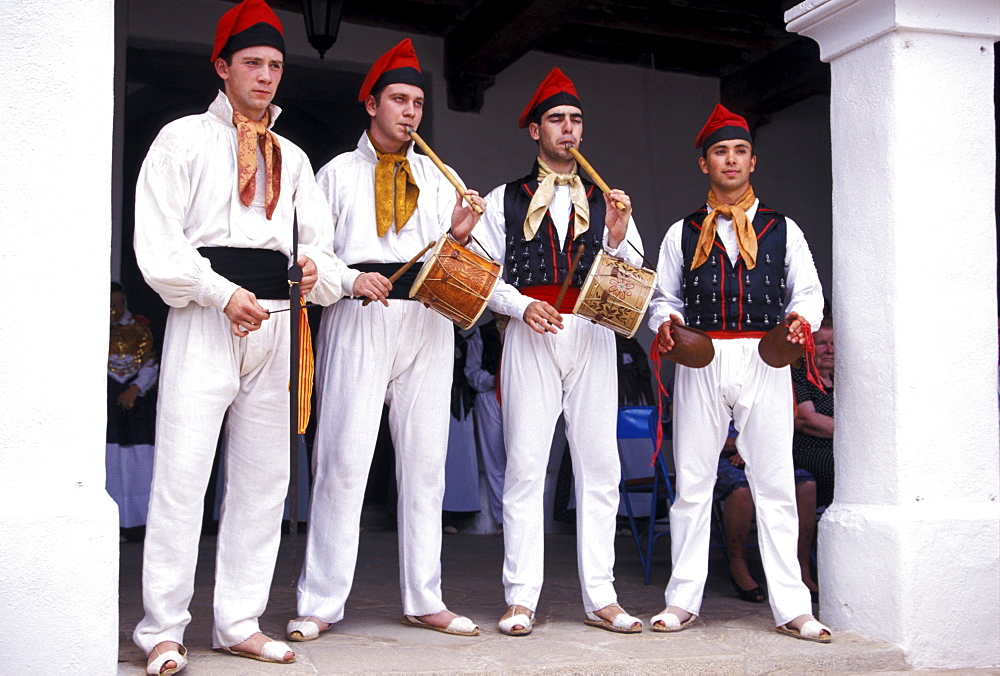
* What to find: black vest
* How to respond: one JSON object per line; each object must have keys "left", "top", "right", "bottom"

{"left": 679, "top": 203, "right": 787, "bottom": 332}
{"left": 501, "top": 166, "right": 607, "bottom": 290}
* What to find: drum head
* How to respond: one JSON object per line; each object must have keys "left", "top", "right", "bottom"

{"left": 757, "top": 323, "right": 805, "bottom": 368}
{"left": 664, "top": 323, "right": 715, "bottom": 368}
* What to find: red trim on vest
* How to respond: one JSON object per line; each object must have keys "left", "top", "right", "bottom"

{"left": 521, "top": 284, "right": 579, "bottom": 313}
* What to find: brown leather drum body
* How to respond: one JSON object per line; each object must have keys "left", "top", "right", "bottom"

{"left": 409, "top": 235, "right": 502, "bottom": 330}
{"left": 572, "top": 250, "right": 656, "bottom": 338}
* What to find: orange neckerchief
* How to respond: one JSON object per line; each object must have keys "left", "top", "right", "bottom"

{"left": 692, "top": 186, "right": 757, "bottom": 270}
{"left": 233, "top": 109, "right": 282, "bottom": 219}
{"left": 368, "top": 131, "right": 419, "bottom": 237}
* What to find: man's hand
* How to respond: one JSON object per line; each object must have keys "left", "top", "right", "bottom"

{"left": 117, "top": 384, "right": 139, "bottom": 409}
{"left": 603, "top": 188, "right": 632, "bottom": 249}
{"left": 297, "top": 255, "right": 318, "bottom": 296}
{"left": 450, "top": 189, "right": 485, "bottom": 244}
{"left": 785, "top": 311, "right": 809, "bottom": 344}
{"left": 656, "top": 313, "right": 684, "bottom": 353}
{"left": 224, "top": 288, "right": 270, "bottom": 336}
{"left": 728, "top": 451, "right": 745, "bottom": 469}
{"left": 523, "top": 301, "right": 563, "bottom": 334}
{"left": 354, "top": 272, "right": 392, "bottom": 307}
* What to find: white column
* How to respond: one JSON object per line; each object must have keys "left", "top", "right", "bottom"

{"left": 0, "top": 0, "right": 119, "bottom": 673}
{"left": 786, "top": 0, "right": 1000, "bottom": 669}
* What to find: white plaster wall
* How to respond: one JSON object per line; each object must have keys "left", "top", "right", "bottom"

{"left": 0, "top": 0, "right": 120, "bottom": 673}
{"left": 789, "top": 0, "right": 1000, "bottom": 668}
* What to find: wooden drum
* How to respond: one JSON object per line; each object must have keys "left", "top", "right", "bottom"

{"left": 410, "top": 234, "right": 502, "bottom": 330}
{"left": 572, "top": 250, "right": 656, "bottom": 338}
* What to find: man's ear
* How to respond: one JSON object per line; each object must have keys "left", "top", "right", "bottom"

{"left": 214, "top": 57, "right": 229, "bottom": 81}
{"left": 364, "top": 94, "right": 378, "bottom": 118}
{"left": 698, "top": 156, "right": 708, "bottom": 175}
{"left": 528, "top": 122, "right": 540, "bottom": 142}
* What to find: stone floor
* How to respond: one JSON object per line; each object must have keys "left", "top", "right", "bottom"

{"left": 116, "top": 528, "right": 984, "bottom": 675}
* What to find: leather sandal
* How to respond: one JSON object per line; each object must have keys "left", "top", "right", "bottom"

{"left": 497, "top": 605, "right": 534, "bottom": 636}
{"left": 218, "top": 635, "right": 295, "bottom": 664}
{"left": 146, "top": 643, "right": 187, "bottom": 675}
{"left": 651, "top": 609, "right": 697, "bottom": 633}
{"left": 777, "top": 619, "right": 832, "bottom": 643}
{"left": 584, "top": 604, "right": 643, "bottom": 633}
{"left": 402, "top": 613, "right": 480, "bottom": 636}
{"left": 286, "top": 617, "right": 328, "bottom": 642}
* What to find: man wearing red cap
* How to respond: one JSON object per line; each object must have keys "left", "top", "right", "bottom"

{"left": 474, "top": 67, "right": 645, "bottom": 635}
{"left": 647, "top": 104, "right": 831, "bottom": 642}
{"left": 288, "top": 38, "right": 484, "bottom": 642}
{"left": 132, "top": 0, "right": 351, "bottom": 671}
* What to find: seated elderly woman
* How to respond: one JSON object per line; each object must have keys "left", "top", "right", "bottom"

{"left": 792, "top": 318, "right": 835, "bottom": 508}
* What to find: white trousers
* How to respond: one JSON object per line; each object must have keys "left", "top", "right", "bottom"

{"left": 297, "top": 299, "right": 453, "bottom": 622}
{"left": 473, "top": 390, "right": 505, "bottom": 526}
{"left": 500, "top": 315, "right": 621, "bottom": 613}
{"left": 667, "top": 337, "right": 812, "bottom": 626}
{"left": 133, "top": 300, "right": 290, "bottom": 652}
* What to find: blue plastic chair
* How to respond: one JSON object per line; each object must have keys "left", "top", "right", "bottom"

{"left": 617, "top": 405, "right": 675, "bottom": 585}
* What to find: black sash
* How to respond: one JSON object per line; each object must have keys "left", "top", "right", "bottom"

{"left": 198, "top": 247, "right": 289, "bottom": 300}
{"left": 353, "top": 262, "right": 424, "bottom": 300}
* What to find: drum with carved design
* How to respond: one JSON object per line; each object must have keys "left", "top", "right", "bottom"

{"left": 572, "top": 250, "right": 656, "bottom": 338}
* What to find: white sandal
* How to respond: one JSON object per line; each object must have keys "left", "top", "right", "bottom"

{"left": 286, "top": 617, "right": 327, "bottom": 642}
{"left": 497, "top": 605, "right": 534, "bottom": 636}
{"left": 777, "top": 619, "right": 832, "bottom": 643}
{"left": 220, "top": 637, "right": 295, "bottom": 663}
{"left": 584, "top": 604, "right": 643, "bottom": 633}
{"left": 146, "top": 643, "right": 187, "bottom": 675}
{"left": 650, "top": 608, "right": 697, "bottom": 633}
{"left": 402, "top": 614, "right": 480, "bottom": 636}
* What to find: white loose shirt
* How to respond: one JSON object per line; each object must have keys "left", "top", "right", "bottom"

{"left": 647, "top": 199, "right": 824, "bottom": 332}
{"left": 316, "top": 133, "right": 470, "bottom": 291}
{"left": 134, "top": 91, "right": 348, "bottom": 311}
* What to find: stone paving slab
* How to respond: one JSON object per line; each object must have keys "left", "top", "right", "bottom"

{"left": 116, "top": 529, "right": 971, "bottom": 675}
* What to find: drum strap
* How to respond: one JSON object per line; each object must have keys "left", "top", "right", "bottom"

{"left": 353, "top": 262, "right": 423, "bottom": 299}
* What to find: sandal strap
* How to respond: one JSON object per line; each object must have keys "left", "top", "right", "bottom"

{"left": 146, "top": 647, "right": 187, "bottom": 675}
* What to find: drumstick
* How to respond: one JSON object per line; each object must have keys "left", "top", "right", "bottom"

{"left": 361, "top": 241, "right": 436, "bottom": 307}
{"left": 565, "top": 143, "right": 626, "bottom": 212}
{"left": 554, "top": 243, "right": 585, "bottom": 311}
{"left": 406, "top": 127, "right": 484, "bottom": 214}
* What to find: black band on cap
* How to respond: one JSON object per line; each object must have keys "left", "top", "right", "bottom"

{"left": 371, "top": 66, "right": 425, "bottom": 96}
{"left": 218, "top": 22, "right": 285, "bottom": 62}
{"left": 702, "top": 125, "right": 753, "bottom": 151}
{"left": 530, "top": 92, "right": 583, "bottom": 125}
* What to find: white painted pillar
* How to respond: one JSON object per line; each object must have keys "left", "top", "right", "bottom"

{"left": 0, "top": 0, "right": 119, "bottom": 673}
{"left": 786, "top": 0, "right": 1000, "bottom": 669}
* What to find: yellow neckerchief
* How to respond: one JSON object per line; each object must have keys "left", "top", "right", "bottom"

{"left": 233, "top": 109, "right": 281, "bottom": 219}
{"left": 368, "top": 130, "right": 419, "bottom": 237}
{"left": 523, "top": 158, "right": 589, "bottom": 242}
{"left": 692, "top": 185, "right": 758, "bottom": 270}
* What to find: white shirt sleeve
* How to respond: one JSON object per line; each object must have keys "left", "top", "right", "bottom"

{"left": 647, "top": 219, "right": 687, "bottom": 332}
{"left": 133, "top": 129, "right": 240, "bottom": 312}
{"left": 782, "top": 216, "right": 825, "bottom": 330}
{"left": 478, "top": 185, "right": 536, "bottom": 322}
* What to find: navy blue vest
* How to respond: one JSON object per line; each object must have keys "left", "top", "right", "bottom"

{"left": 501, "top": 167, "right": 607, "bottom": 290}
{"left": 679, "top": 203, "right": 787, "bottom": 332}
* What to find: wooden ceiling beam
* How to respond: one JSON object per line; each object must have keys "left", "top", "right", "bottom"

{"left": 720, "top": 38, "right": 830, "bottom": 120}
{"left": 444, "top": 0, "right": 578, "bottom": 112}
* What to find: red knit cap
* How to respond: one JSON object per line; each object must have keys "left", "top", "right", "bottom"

{"left": 210, "top": 0, "right": 284, "bottom": 62}
{"left": 358, "top": 39, "right": 425, "bottom": 102}
{"left": 694, "top": 104, "right": 752, "bottom": 149}
{"left": 517, "top": 68, "right": 582, "bottom": 129}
